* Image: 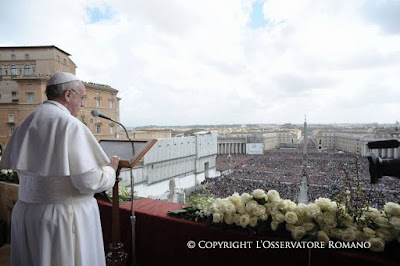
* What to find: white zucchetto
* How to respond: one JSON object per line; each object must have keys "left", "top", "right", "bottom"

{"left": 47, "top": 72, "right": 80, "bottom": 86}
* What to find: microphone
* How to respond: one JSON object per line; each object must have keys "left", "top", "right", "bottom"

{"left": 91, "top": 109, "right": 134, "bottom": 156}
{"left": 91, "top": 110, "right": 114, "bottom": 122}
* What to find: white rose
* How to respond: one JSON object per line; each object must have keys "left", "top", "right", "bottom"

{"left": 240, "top": 214, "right": 250, "bottom": 228}
{"left": 355, "top": 230, "right": 364, "bottom": 242}
{"left": 384, "top": 202, "right": 400, "bottom": 217}
{"left": 267, "top": 190, "right": 280, "bottom": 202}
{"left": 252, "top": 189, "right": 267, "bottom": 199}
{"left": 223, "top": 201, "right": 236, "bottom": 214}
{"left": 341, "top": 228, "right": 356, "bottom": 242}
{"left": 389, "top": 216, "right": 400, "bottom": 230}
{"left": 328, "top": 201, "right": 338, "bottom": 212}
{"left": 368, "top": 237, "right": 385, "bottom": 252}
{"left": 269, "top": 205, "right": 279, "bottom": 215}
{"left": 233, "top": 214, "right": 241, "bottom": 226}
{"left": 240, "top": 193, "right": 252, "bottom": 204}
{"left": 286, "top": 223, "right": 295, "bottom": 232}
{"left": 284, "top": 200, "right": 297, "bottom": 212}
{"left": 305, "top": 203, "right": 321, "bottom": 218}
{"left": 291, "top": 226, "right": 306, "bottom": 241}
{"left": 364, "top": 207, "right": 381, "bottom": 219}
{"left": 297, "top": 203, "right": 307, "bottom": 215}
{"left": 274, "top": 212, "right": 285, "bottom": 223}
{"left": 249, "top": 216, "right": 258, "bottom": 227}
{"left": 322, "top": 225, "right": 335, "bottom": 238}
{"left": 375, "top": 228, "right": 393, "bottom": 242}
{"left": 236, "top": 202, "right": 246, "bottom": 215}
{"left": 253, "top": 205, "right": 266, "bottom": 217}
{"left": 363, "top": 227, "right": 376, "bottom": 239}
{"left": 229, "top": 192, "right": 241, "bottom": 205}
{"left": 315, "top": 214, "right": 324, "bottom": 226}
{"left": 210, "top": 202, "right": 220, "bottom": 213}
{"left": 315, "top": 198, "right": 333, "bottom": 212}
{"left": 374, "top": 216, "right": 391, "bottom": 228}
{"left": 296, "top": 214, "right": 309, "bottom": 225}
{"left": 224, "top": 213, "right": 233, "bottom": 225}
{"left": 271, "top": 221, "right": 279, "bottom": 231}
{"left": 264, "top": 203, "right": 274, "bottom": 215}
{"left": 303, "top": 222, "right": 315, "bottom": 231}
{"left": 260, "top": 213, "right": 269, "bottom": 221}
{"left": 333, "top": 228, "right": 343, "bottom": 239}
{"left": 323, "top": 212, "right": 337, "bottom": 227}
{"left": 285, "top": 211, "right": 299, "bottom": 224}
{"left": 213, "top": 212, "right": 223, "bottom": 223}
{"left": 277, "top": 199, "right": 296, "bottom": 212}
{"left": 317, "top": 231, "right": 330, "bottom": 245}
{"left": 246, "top": 200, "right": 258, "bottom": 213}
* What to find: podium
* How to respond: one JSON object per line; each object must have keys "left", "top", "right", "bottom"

{"left": 99, "top": 139, "right": 157, "bottom": 266}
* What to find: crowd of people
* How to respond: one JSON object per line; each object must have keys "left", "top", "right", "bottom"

{"left": 202, "top": 144, "right": 400, "bottom": 209}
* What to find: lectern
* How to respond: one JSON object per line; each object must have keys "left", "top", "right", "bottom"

{"left": 99, "top": 139, "right": 157, "bottom": 266}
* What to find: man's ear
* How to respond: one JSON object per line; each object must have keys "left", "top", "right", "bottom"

{"left": 64, "top": 89, "right": 72, "bottom": 102}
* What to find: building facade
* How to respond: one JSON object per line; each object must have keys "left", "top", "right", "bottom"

{"left": 315, "top": 131, "right": 400, "bottom": 158}
{"left": 120, "top": 132, "right": 218, "bottom": 198}
{"left": 0, "top": 46, "right": 120, "bottom": 153}
{"left": 119, "top": 129, "right": 172, "bottom": 140}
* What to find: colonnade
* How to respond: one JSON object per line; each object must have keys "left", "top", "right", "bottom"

{"left": 370, "top": 147, "right": 399, "bottom": 158}
{"left": 363, "top": 142, "right": 399, "bottom": 158}
{"left": 218, "top": 143, "right": 246, "bottom": 154}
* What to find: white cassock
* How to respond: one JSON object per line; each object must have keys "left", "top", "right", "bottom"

{"left": 0, "top": 100, "right": 115, "bottom": 266}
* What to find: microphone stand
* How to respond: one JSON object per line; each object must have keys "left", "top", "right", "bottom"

{"left": 96, "top": 111, "right": 137, "bottom": 266}
{"left": 113, "top": 120, "right": 137, "bottom": 266}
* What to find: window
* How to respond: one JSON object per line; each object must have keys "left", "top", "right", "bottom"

{"left": 25, "top": 54, "right": 29, "bottom": 60}
{"left": 89, "top": 118, "right": 94, "bottom": 124}
{"left": 24, "top": 65, "right": 31, "bottom": 75}
{"left": 96, "top": 124, "right": 101, "bottom": 134}
{"left": 96, "top": 98, "right": 101, "bottom": 107}
{"left": 11, "top": 54, "right": 15, "bottom": 60}
{"left": 26, "top": 92, "right": 34, "bottom": 103}
{"left": 56, "top": 55, "right": 60, "bottom": 62}
{"left": 8, "top": 114, "right": 14, "bottom": 123}
{"left": 81, "top": 96, "right": 87, "bottom": 107}
{"left": 11, "top": 65, "right": 17, "bottom": 76}
{"left": 0, "top": 65, "right": 2, "bottom": 76}
{"left": 110, "top": 125, "right": 114, "bottom": 134}
{"left": 109, "top": 100, "right": 114, "bottom": 109}
{"left": 11, "top": 91, "right": 17, "bottom": 96}
{"left": 63, "top": 58, "right": 66, "bottom": 65}
{"left": 9, "top": 125, "right": 15, "bottom": 136}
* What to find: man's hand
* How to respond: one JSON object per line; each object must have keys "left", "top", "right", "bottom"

{"left": 108, "top": 156, "right": 120, "bottom": 171}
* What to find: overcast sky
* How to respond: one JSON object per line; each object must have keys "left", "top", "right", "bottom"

{"left": 1, "top": 0, "right": 400, "bottom": 126}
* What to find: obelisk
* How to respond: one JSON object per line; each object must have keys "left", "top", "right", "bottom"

{"left": 302, "top": 115, "right": 308, "bottom": 168}
{"left": 298, "top": 115, "right": 309, "bottom": 204}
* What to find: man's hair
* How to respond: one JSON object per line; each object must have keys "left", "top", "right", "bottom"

{"left": 46, "top": 81, "right": 81, "bottom": 100}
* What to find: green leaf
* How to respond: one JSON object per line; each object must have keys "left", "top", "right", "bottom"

{"left": 167, "top": 209, "right": 188, "bottom": 216}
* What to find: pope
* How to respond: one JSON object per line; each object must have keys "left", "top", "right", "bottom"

{"left": 0, "top": 72, "right": 119, "bottom": 266}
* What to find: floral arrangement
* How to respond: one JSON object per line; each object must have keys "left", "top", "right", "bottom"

{"left": 168, "top": 188, "right": 400, "bottom": 252}
{"left": 95, "top": 184, "right": 136, "bottom": 203}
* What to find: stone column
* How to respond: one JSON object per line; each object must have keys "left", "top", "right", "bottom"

{"left": 388, "top": 148, "right": 393, "bottom": 158}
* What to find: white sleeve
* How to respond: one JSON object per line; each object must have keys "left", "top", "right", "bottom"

{"left": 70, "top": 166, "right": 116, "bottom": 194}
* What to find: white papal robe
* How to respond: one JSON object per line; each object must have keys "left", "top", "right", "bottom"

{"left": 0, "top": 101, "right": 115, "bottom": 266}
